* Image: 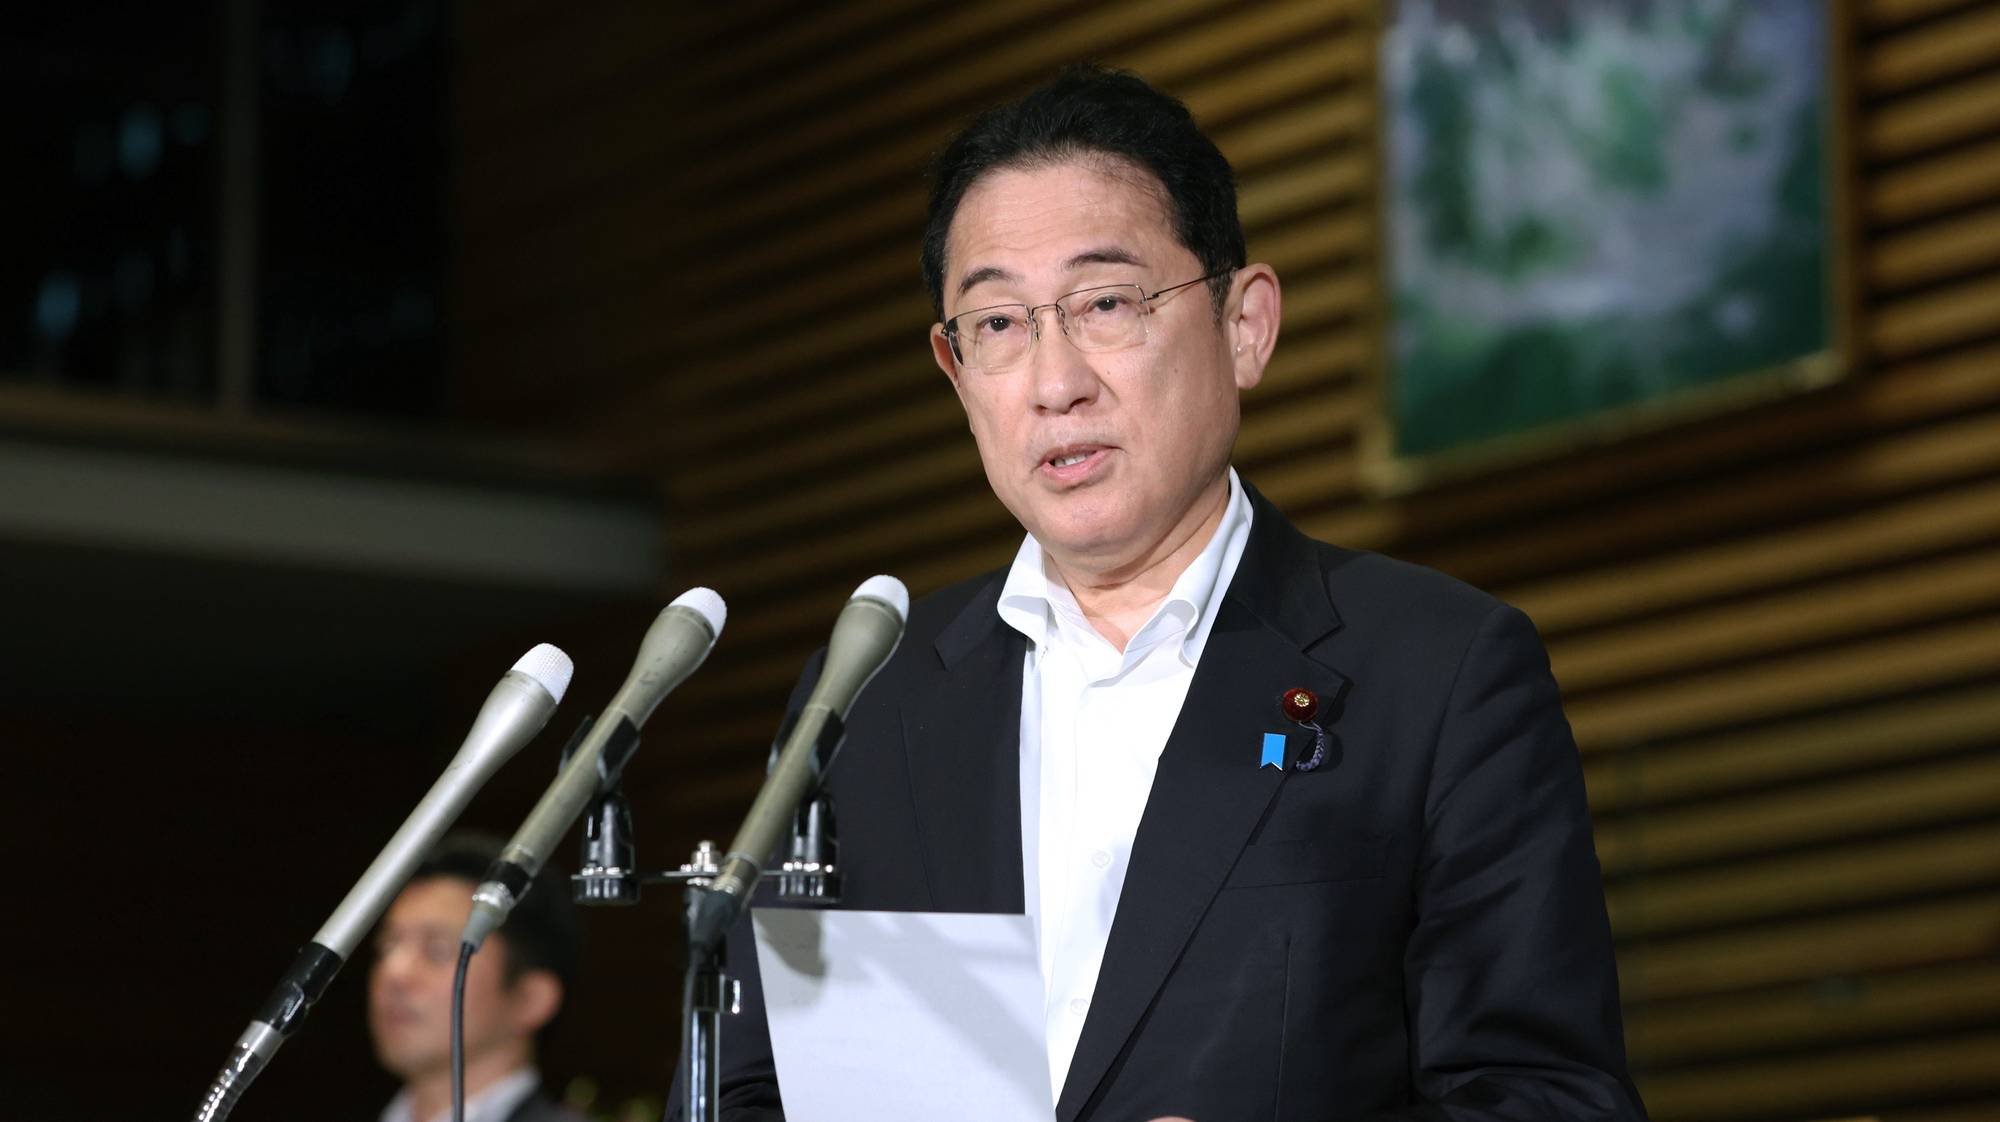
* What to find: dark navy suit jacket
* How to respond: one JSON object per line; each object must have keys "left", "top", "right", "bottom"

{"left": 691, "top": 482, "right": 1646, "bottom": 1122}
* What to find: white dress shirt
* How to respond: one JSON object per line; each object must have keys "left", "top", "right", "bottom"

{"left": 996, "top": 468, "right": 1254, "bottom": 1101}
{"left": 378, "top": 1067, "right": 540, "bottom": 1122}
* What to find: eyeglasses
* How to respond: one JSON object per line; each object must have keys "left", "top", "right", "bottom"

{"left": 943, "top": 270, "right": 1231, "bottom": 372}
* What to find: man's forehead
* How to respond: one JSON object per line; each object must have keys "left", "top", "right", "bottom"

{"left": 383, "top": 875, "right": 477, "bottom": 920}
{"left": 945, "top": 157, "right": 1177, "bottom": 286}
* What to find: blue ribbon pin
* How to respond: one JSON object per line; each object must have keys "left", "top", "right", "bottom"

{"left": 1260, "top": 732, "right": 1287, "bottom": 769}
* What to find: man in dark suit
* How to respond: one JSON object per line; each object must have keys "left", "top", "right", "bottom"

{"left": 369, "top": 834, "right": 585, "bottom": 1122}
{"left": 701, "top": 65, "right": 1646, "bottom": 1121}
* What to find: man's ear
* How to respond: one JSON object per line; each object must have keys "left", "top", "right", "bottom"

{"left": 930, "top": 324, "right": 964, "bottom": 397}
{"left": 505, "top": 970, "right": 563, "bottom": 1036}
{"left": 1226, "top": 264, "right": 1282, "bottom": 391}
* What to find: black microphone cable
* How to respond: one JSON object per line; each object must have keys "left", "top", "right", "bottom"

{"left": 450, "top": 941, "right": 475, "bottom": 1122}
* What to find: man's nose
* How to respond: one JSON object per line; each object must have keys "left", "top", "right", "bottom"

{"left": 1027, "top": 308, "right": 1101, "bottom": 414}
{"left": 373, "top": 944, "right": 420, "bottom": 986}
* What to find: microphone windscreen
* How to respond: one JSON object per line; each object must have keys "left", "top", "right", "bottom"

{"left": 510, "top": 643, "right": 575, "bottom": 702}
{"left": 671, "top": 586, "right": 728, "bottom": 636}
{"left": 853, "top": 574, "right": 909, "bottom": 621}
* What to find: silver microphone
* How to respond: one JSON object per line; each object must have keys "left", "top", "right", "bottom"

{"left": 688, "top": 575, "right": 906, "bottom": 955}
{"left": 462, "top": 587, "right": 727, "bottom": 950}
{"left": 193, "top": 644, "right": 574, "bottom": 1122}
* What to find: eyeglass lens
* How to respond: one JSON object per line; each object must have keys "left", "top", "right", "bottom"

{"left": 953, "top": 285, "right": 1148, "bottom": 370}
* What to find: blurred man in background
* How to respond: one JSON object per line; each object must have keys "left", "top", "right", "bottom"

{"left": 369, "top": 834, "right": 584, "bottom": 1122}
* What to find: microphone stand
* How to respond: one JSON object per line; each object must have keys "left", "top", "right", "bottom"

{"left": 678, "top": 854, "right": 733, "bottom": 1122}
{"left": 570, "top": 725, "right": 843, "bottom": 1122}
{"left": 673, "top": 788, "right": 838, "bottom": 1122}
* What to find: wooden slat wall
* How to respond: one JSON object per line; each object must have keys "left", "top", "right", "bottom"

{"left": 452, "top": 2, "right": 2000, "bottom": 1117}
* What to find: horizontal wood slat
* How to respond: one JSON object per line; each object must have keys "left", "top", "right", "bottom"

{"left": 1870, "top": 203, "right": 2000, "bottom": 288}
{"left": 1864, "top": 70, "right": 2000, "bottom": 159}
{"left": 1306, "top": 341, "right": 2000, "bottom": 567}
{"left": 1864, "top": 0, "right": 1993, "bottom": 31}
{"left": 1628, "top": 960, "right": 2000, "bottom": 1067}
{"left": 676, "top": 2, "right": 1345, "bottom": 198}
{"left": 1637, "top": 1032, "right": 2000, "bottom": 1122}
{"left": 1618, "top": 894, "right": 2000, "bottom": 1003}
{"left": 1512, "top": 474, "right": 2000, "bottom": 638}
{"left": 1869, "top": 135, "right": 2000, "bottom": 223}
{"left": 1604, "top": 820, "right": 2000, "bottom": 936}
{"left": 1566, "top": 613, "right": 2000, "bottom": 748}
{"left": 1862, "top": 4, "right": 2000, "bottom": 92}
{"left": 1597, "top": 750, "right": 2000, "bottom": 873}
{"left": 672, "top": 2, "right": 943, "bottom": 94}
{"left": 1423, "top": 406, "right": 2000, "bottom": 594}
{"left": 1870, "top": 270, "right": 2000, "bottom": 357}
{"left": 1880, "top": 1105, "right": 2000, "bottom": 1122}
{"left": 1582, "top": 679, "right": 2000, "bottom": 815}
{"left": 1548, "top": 545, "right": 2000, "bottom": 693}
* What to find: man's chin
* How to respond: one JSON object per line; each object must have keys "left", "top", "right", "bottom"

{"left": 1023, "top": 503, "right": 1131, "bottom": 556}
{"left": 1038, "top": 522, "right": 1142, "bottom": 573}
{"left": 373, "top": 1038, "right": 447, "bottom": 1082}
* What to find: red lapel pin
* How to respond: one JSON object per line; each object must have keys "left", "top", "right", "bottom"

{"left": 1279, "top": 687, "right": 1330, "bottom": 772}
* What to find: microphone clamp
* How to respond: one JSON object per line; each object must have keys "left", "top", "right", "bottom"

{"left": 776, "top": 789, "right": 840, "bottom": 904}
{"left": 463, "top": 860, "right": 532, "bottom": 951}
{"left": 573, "top": 787, "right": 641, "bottom": 905}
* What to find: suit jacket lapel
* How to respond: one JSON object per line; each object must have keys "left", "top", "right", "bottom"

{"left": 1057, "top": 486, "right": 1348, "bottom": 1121}
{"left": 901, "top": 572, "right": 1028, "bottom": 914}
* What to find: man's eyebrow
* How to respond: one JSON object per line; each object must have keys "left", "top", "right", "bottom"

{"left": 956, "top": 265, "right": 1019, "bottom": 298}
{"left": 1065, "top": 247, "right": 1146, "bottom": 270}
{"left": 954, "top": 248, "right": 1148, "bottom": 300}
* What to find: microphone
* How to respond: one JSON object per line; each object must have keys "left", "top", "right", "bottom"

{"left": 462, "top": 587, "right": 726, "bottom": 950}
{"left": 688, "top": 575, "right": 907, "bottom": 956}
{"left": 193, "top": 644, "right": 574, "bottom": 1122}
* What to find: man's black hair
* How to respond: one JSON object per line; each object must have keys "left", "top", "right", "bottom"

{"left": 408, "top": 831, "right": 582, "bottom": 995}
{"left": 921, "top": 63, "right": 1246, "bottom": 322}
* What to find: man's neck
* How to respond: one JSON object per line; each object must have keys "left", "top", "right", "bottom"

{"left": 406, "top": 1046, "right": 531, "bottom": 1122}
{"left": 1048, "top": 476, "right": 1231, "bottom": 652}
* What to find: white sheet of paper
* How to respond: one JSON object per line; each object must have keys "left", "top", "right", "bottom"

{"left": 752, "top": 909, "right": 1055, "bottom": 1122}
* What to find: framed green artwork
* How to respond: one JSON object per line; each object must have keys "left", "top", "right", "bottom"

{"left": 1368, "top": 0, "right": 1854, "bottom": 488}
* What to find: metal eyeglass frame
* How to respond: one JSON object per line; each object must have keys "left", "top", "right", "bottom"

{"left": 943, "top": 269, "right": 1232, "bottom": 369}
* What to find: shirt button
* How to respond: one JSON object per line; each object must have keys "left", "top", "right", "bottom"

{"left": 1068, "top": 997, "right": 1089, "bottom": 1016}
{"left": 1090, "top": 849, "right": 1111, "bottom": 869}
